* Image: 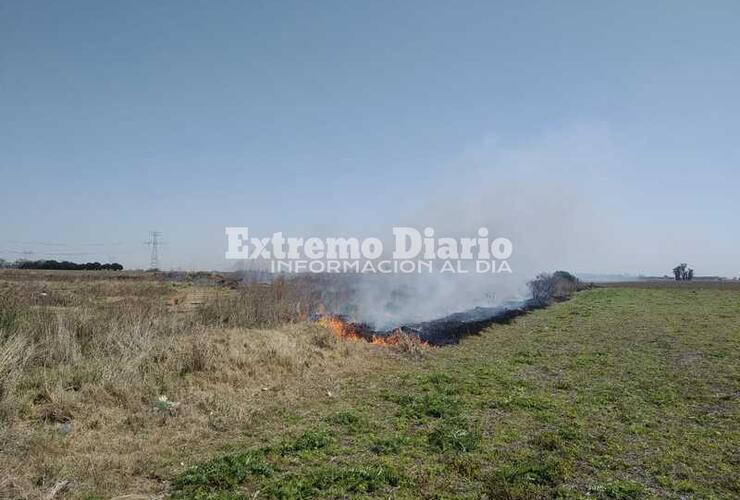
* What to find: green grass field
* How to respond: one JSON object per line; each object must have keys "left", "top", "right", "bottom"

{"left": 171, "top": 286, "right": 740, "bottom": 499}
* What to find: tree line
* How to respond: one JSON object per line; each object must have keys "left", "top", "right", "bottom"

{"left": 0, "top": 259, "right": 123, "bottom": 271}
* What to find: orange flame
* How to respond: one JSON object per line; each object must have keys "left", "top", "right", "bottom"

{"left": 317, "top": 315, "right": 365, "bottom": 341}
{"left": 317, "top": 314, "right": 428, "bottom": 348}
{"left": 371, "top": 329, "right": 403, "bottom": 346}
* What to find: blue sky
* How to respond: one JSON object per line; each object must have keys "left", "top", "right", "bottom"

{"left": 1, "top": 1, "right": 738, "bottom": 275}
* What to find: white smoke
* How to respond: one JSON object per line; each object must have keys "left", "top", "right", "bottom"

{"left": 344, "top": 122, "right": 621, "bottom": 327}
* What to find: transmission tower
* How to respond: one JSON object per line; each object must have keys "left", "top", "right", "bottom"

{"left": 145, "top": 231, "right": 163, "bottom": 270}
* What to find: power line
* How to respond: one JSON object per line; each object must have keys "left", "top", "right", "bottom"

{"left": 0, "top": 250, "right": 111, "bottom": 257}
{"left": 0, "top": 240, "right": 125, "bottom": 247}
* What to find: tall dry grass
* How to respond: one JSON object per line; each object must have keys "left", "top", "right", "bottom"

{"left": 1, "top": 300, "right": 189, "bottom": 420}
{"left": 197, "top": 276, "right": 323, "bottom": 327}
{"left": 0, "top": 273, "right": 392, "bottom": 498}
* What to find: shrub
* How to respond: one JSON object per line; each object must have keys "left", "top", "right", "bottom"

{"left": 528, "top": 270, "right": 580, "bottom": 305}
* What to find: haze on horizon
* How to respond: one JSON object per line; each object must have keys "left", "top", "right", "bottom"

{"left": 1, "top": 1, "right": 738, "bottom": 277}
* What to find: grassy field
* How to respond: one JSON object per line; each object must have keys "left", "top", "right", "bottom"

{"left": 1, "top": 273, "right": 739, "bottom": 498}
{"left": 170, "top": 285, "right": 740, "bottom": 499}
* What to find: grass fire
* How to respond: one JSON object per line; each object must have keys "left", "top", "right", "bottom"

{"left": 2, "top": 3, "right": 738, "bottom": 498}
{"left": 1, "top": 269, "right": 737, "bottom": 498}
{"left": 316, "top": 314, "right": 428, "bottom": 348}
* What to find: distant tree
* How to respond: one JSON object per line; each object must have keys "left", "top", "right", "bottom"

{"left": 672, "top": 263, "right": 694, "bottom": 281}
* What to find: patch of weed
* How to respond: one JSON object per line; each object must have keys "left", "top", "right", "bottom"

{"left": 281, "top": 428, "right": 334, "bottom": 455}
{"left": 427, "top": 416, "right": 480, "bottom": 453}
{"left": 171, "top": 451, "right": 272, "bottom": 498}
{"left": 265, "top": 463, "right": 403, "bottom": 498}
{"left": 370, "top": 434, "right": 411, "bottom": 455}
{"left": 393, "top": 393, "right": 459, "bottom": 419}
{"left": 590, "top": 480, "right": 645, "bottom": 499}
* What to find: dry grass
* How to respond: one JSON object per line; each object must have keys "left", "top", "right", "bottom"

{"left": 0, "top": 271, "right": 394, "bottom": 499}
{"left": 196, "top": 278, "right": 320, "bottom": 328}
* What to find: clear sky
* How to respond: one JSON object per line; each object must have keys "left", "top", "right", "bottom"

{"left": 1, "top": 1, "right": 738, "bottom": 275}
